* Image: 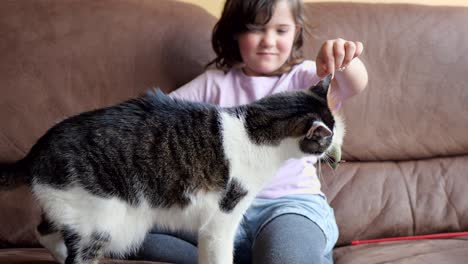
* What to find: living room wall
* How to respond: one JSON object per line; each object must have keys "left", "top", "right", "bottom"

{"left": 180, "top": 0, "right": 468, "bottom": 17}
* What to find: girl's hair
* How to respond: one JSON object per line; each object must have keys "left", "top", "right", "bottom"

{"left": 207, "top": 0, "right": 305, "bottom": 74}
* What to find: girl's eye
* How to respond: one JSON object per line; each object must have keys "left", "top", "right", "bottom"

{"left": 277, "top": 28, "right": 289, "bottom": 34}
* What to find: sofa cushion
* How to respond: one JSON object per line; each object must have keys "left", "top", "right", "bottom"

{"left": 0, "top": 248, "right": 165, "bottom": 264}
{"left": 0, "top": 0, "right": 216, "bottom": 162}
{"left": 334, "top": 238, "right": 468, "bottom": 264}
{"left": 322, "top": 155, "right": 468, "bottom": 246}
{"left": 303, "top": 3, "right": 468, "bottom": 161}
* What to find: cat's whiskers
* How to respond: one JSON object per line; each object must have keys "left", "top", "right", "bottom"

{"left": 317, "top": 158, "right": 323, "bottom": 183}
{"left": 317, "top": 153, "right": 339, "bottom": 184}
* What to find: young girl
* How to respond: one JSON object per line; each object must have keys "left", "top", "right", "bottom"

{"left": 135, "top": 0, "right": 368, "bottom": 263}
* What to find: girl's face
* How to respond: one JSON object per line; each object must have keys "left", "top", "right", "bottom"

{"left": 238, "top": 0, "right": 298, "bottom": 76}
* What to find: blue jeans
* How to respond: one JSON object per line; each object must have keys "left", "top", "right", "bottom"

{"left": 133, "top": 194, "right": 338, "bottom": 264}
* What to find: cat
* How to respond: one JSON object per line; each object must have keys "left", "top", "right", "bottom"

{"left": 0, "top": 73, "right": 344, "bottom": 264}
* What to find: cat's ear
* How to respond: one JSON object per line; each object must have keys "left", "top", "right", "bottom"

{"left": 310, "top": 73, "right": 333, "bottom": 100}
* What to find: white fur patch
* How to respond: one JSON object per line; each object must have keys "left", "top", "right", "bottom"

{"left": 331, "top": 112, "right": 346, "bottom": 149}
{"left": 219, "top": 112, "right": 318, "bottom": 192}
{"left": 36, "top": 230, "right": 67, "bottom": 264}
{"left": 33, "top": 185, "right": 223, "bottom": 258}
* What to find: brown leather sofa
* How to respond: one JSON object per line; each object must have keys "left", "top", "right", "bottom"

{"left": 1, "top": 1, "right": 467, "bottom": 263}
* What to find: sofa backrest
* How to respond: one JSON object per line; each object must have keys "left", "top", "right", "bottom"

{"left": 304, "top": 3, "right": 468, "bottom": 161}
{"left": 1, "top": 0, "right": 467, "bottom": 249}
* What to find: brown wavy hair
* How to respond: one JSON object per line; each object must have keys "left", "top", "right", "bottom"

{"left": 207, "top": 0, "right": 305, "bottom": 74}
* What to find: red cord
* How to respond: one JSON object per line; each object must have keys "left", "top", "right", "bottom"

{"left": 351, "top": 232, "right": 468, "bottom": 246}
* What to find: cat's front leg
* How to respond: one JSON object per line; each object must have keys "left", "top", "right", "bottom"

{"left": 198, "top": 194, "right": 253, "bottom": 264}
{"left": 198, "top": 212, "right": 240, "bottom": 264}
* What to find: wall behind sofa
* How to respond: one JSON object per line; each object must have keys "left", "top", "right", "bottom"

{"left": 180, "top": 0, "right": 468, "bottom": 17}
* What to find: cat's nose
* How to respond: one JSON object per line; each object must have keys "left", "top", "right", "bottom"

{"left": 306, "top": 121, "right": 333, "bottom": 140}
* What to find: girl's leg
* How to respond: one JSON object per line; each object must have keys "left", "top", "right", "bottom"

{"left": 252, "top": 213, "right": 333, "bottom": 264}
{"left": 132, "top": 216, "right": 252, "bottom": 264}
{"left": 132, "top": 230, "right": 198, "bottom": 264}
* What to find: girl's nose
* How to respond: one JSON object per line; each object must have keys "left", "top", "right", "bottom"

{"left": 261, "top": 31, "right": 276, "bottom": 47}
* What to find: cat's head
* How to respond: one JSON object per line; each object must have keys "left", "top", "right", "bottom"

{"left": 298, "top": 74, "right": 345, "bottom": 168}
{"left": 244, "top": 73, "right": 345, "bottom": 168}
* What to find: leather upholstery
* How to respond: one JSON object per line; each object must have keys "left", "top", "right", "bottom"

{"left": 0, "top": 1, "right": 467, "bottom": 263}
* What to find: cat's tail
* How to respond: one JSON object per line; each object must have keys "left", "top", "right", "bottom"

{"left": 0, "top": 160, "right": 30, "bottom": 190}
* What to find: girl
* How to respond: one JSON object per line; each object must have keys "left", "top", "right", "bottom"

{"left": 136, "top": 0, "right": 368, "bottom": 263}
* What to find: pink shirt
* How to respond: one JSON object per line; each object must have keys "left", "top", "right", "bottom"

{"left": 170, "top": 60, "right": 323, "bottom": 198}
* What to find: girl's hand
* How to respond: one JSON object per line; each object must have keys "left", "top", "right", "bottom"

{"left": 316, "top": 39, "right": 364, "bottom": 78}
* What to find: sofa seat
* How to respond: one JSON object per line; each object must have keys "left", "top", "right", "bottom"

{"left": 334, "top": 238, "right": 468, "bottom": 263}
{"left": 2, "top": 238, "right": 468, "bottom": 264}
{"left": 0, "top": 248, "right": 164, "bottom": 264}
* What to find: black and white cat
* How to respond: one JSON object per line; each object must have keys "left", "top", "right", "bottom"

{"left": 0, "top": 74, "right": 344, "bottom": 264}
